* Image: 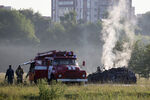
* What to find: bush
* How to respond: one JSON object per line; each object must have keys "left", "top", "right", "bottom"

{"left": 38, "top": 80, "right": 66, "bottom": 100}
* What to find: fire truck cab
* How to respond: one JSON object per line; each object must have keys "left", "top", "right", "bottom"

{"left": 25, "top": 50, "right": 87, "bottom": 83}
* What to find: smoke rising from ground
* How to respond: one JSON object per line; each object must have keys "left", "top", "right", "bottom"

{"left": 101, "top": 0, "right": 135, "bottom": 70}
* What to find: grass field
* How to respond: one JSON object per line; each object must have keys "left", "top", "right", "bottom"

{"left": 0, "top": 73, "right": 150, "bottom": 100}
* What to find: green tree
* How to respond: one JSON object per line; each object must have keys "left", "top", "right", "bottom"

{"left": 19, "top": 9, "right": 52, "bottom": 43}
{"left": 0, "top": 9, "right": 39, "bottom": 45}
{"left": 128, "top": 40, "right": 150, "bottom": 78}
{"left": 19, "top": 9, "right": 103, "bottom": 48}
{"left": 60, "top": 11, "right": 77, "bottom": 29}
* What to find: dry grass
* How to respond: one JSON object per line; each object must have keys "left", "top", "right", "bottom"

{"left": 0, "top": 73, "right": 5, "bottom": 83}
{"left": 0, "top": 73, "right": 150, "bottom": 100}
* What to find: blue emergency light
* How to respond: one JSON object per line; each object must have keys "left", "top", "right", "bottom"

{"left": 73, "top": 55, "right": 76, "bottom": 58}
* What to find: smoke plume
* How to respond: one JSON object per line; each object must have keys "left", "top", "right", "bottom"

{"left": 101, "top": 0, "right": 135, "bottom": 70}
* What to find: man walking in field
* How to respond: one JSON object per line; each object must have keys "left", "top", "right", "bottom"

{"left": 16, "top": 65, "right": 24, "bottom": 84}
{"left": 5, "top": 65, "right": 14, "bottom": 84}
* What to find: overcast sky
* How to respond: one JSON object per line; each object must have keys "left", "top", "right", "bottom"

{"left": 0, "top": 0, "right": 150, "bottom": 16}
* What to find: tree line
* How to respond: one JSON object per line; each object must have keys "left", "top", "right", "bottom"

{"left": 0, "top": 8, "right": 101, "bottom": 47}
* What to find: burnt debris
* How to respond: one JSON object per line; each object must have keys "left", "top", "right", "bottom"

{"left": 88, "top": 67, "right": 137, "bottom": 84}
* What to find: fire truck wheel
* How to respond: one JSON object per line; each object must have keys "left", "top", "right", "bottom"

{"left": 34, "top": 77, "right": 37, "bottom": 84}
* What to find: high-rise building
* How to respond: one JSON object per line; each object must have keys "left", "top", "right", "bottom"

{"left": 51, "top": 0, "right": 135, "bottom": 22}
{"left": 85, "top": 0, "right": 135, "bottom": 22}
{"left": 52, "top": 0, "right": 88, "bottom": 22}
{"left": 52, "top": 0, "right": 76, "bottom": 22}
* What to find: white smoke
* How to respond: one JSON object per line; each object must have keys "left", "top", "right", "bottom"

{"left": 101, "top": 0, "right": 135, "bottom": 70}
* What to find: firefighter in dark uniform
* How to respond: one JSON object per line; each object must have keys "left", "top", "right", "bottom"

{"left": 5, "top": 65, "right": 14, "bottom": 84}
{"left": 97, "top": 66, "right": 102, "bottom": 73}
{"left": 16, "top": 65, "right": 24, "bottom": 84}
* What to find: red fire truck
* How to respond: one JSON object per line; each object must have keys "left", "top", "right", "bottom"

{"left": 23, "top": 50, "right": 87, "bottom": 83}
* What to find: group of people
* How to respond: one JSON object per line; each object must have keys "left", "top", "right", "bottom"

{"left": 5, "top": 65, "right": 24, "bottom": 84}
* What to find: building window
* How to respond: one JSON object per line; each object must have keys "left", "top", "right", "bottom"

{"left": 87, "top": 0, "right": 90, "bottom": 8}
{"left": 59, "top": 1, "right": 74, "bottom": 6}
{"left": 95, "top": 2, "right": 98, "bottom": 5}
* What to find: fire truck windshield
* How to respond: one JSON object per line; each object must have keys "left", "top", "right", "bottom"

{"left": 53, "top": 59, "right": 76, "bottom": 65}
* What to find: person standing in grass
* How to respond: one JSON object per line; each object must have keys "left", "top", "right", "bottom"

{"left": 26, "top": 62, "right": 35, "bottom": 84}
{"left": 16, "top": 65, "right": 24, "bottom": 84}
{"left": 5, "top": 65, "right": 14, "bottom": 84}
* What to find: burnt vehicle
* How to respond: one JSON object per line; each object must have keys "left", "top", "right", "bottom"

{"left": 88, "top": 67, "right": 137, "bottom": 84}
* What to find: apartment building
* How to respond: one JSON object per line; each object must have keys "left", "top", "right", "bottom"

{"left": 51, "top": 0, "right": 135, "bottom": 22}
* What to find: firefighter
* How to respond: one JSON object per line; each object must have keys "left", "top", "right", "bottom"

{"left": 5, "top": 65, "right": 14, "bottom": 84}
{"left": 16, "top": 65, "right": 24, "bottom": 84}
{"left": 26, "top": 62, "right": 35, "bottom": 84}
{"left": 97, "top": 66, "right": 102, "bottom": 73}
